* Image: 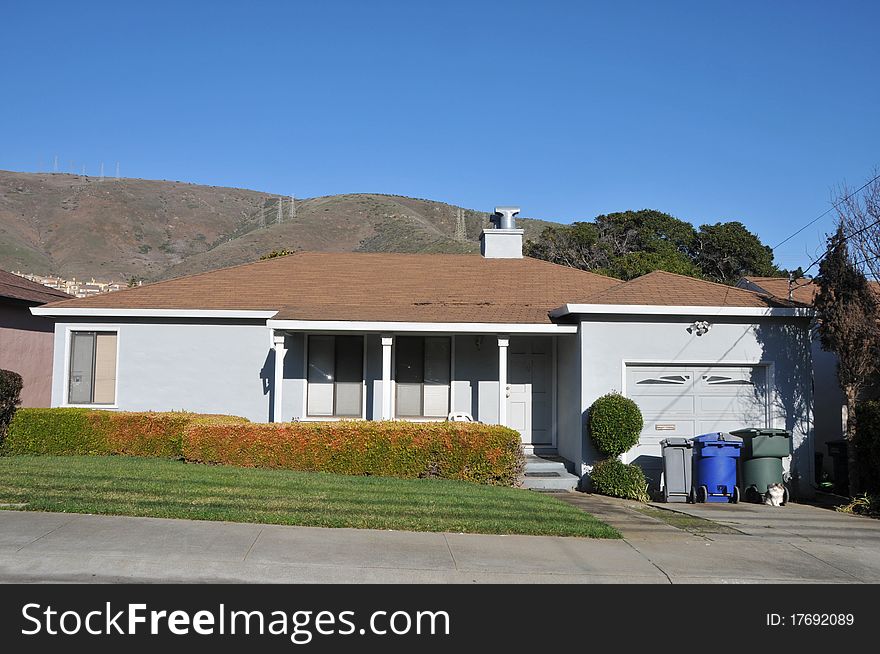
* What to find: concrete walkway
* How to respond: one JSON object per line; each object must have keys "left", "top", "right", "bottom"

{"left": 2, "top": 498, "right": 880, "bottom": 583}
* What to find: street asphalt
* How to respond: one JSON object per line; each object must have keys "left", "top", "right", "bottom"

{"left": 2, "top": 493, "right": 879, "bottom": 583}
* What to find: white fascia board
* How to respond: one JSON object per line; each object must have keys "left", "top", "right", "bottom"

{"left": 30, "top": 307, "right": 279, "bottom": 319}
{"left": 266, "top": 319, "right": 578, "bottom": 334}
{"left": 549, "top": 303, "right": 813, "bottom": 318}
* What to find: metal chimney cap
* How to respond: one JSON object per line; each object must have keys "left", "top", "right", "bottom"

{"left": 493, "top": 206, "right": 520, "bottom": 230}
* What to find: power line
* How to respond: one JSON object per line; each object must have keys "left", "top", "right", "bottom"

{"left": 787, "top": 216, "right": 880, "bottom": 299}
{"left": 773, "top": 170, "right": 880, "bottom": 250}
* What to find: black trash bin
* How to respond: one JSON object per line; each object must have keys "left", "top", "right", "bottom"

{"left": 826, "top": 439, "right": 849, "bottom": 495}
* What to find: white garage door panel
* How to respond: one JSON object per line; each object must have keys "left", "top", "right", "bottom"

{"left": 626, "top": 365, "right": 769, "bottom": 484}
{"left": 636, "top": 395, "right": 696, "bottom": 414}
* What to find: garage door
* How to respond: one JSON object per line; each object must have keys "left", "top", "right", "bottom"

{"left": 625, "top": 365, "right": 769, "bottom": 486}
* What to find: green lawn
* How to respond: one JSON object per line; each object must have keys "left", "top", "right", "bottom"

{"left": 0, "top": 456, "right": 619, "bottom": 538}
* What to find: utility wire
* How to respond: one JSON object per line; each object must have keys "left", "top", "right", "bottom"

{"left": 773, "top": 171, "right": 880, "bottom": 250}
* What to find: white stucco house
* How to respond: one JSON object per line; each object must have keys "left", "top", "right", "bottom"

{"left": 32, "top": 208, "right": 816, "bottom": 496}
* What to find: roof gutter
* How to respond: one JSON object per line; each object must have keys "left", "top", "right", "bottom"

{"left": 30, "top": 307, "right": 279, "bottom": 319}
{"left": 549, "top": 303, "right": 814, "bottom": 318}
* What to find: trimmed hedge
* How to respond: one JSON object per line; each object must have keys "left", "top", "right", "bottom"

{"left": 1, "top": 408, "right": 249, "bottom": 457}
{"left": 590, "top": 458, "right": 649, "bottom": 502}
{"left": 183, "top": 421, "right": 525, "bottom": 486}
{"left": 0, "top": 369, "right": 23, "bottom": 444}
{"left": 588, "top": 393, "right": 644, "bottom": 457}
{"left": 1, "top": 409, "right": 525, "bottom": 486}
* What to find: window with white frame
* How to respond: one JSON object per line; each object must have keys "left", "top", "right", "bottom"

{"left": 68, "top": 331, "right": 118, "bottom": 405}
{"left": 307, "top": 335, "right": 364, "bottom": 417}
{"left": 395, "top": 336, "right": 451, "bottom": 418}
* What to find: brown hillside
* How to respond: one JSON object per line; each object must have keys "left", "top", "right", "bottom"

{"left": 0, "top": 170, "right": 554, "bottom": 282}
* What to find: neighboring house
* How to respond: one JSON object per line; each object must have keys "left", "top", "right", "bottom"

{"left": 0, "top": 269, "right": 71, "bottom": 406}
{"left": 33, "top": 210, "right": 816, "bottom": 496}
{"left": 737, "top": 275, "right": 880, "bottom": 477}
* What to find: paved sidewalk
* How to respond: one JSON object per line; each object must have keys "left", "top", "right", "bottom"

{"left": 2, "top": 498, "right": 879, "bottom": 583}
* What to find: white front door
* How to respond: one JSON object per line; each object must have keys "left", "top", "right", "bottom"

{"left": 507, "top": 337, "right": 552, "bottom": 449}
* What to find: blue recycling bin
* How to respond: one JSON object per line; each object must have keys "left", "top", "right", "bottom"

{"left": 690, "top": 432, "right": 743, "bottom": 503}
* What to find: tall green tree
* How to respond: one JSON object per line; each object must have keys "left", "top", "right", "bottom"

{"left": 524, "top": 209, "right": 781, "bottom": 283}
{"left": 691, "top": 221, "right": 781, "bottom": 284}
{"left": 814, "top": 224, "right": 880, "bottom": 496}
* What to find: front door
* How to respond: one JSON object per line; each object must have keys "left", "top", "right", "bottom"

{"left": 507, "top": 336, "right": 552, "bottom": 450}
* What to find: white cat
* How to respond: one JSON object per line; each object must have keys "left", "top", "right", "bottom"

{"left": 763, "top": 483, "right": 786, "bottom": 507}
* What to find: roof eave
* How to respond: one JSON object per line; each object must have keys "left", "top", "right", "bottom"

{"left": 267, "top": 319, "right": 578, "bottom": 334}
{"left": 549, "top": 303, "right": 814, "bottom": 318}
{"left": 30, "top": 307, "right": 279, "bottom": 319}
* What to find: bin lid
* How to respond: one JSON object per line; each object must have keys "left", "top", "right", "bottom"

{"left": 661, "top": 437, "right": 693, "bottom": 448}
{"left": 729, "top": 427, "right": 790, "bottom": 438}
{"left": 692, "top": 432, "right": 743, "bottom": 444}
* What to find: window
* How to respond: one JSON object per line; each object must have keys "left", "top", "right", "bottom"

{"left": 395, "top": 336, "right": 451, "bottom": 418}
{"left": 68, "top": 331, "right": 117, "bottom": 405}
{"left": 636, "top": 375, "right": 689, "bottom": 385}
{"left": 307, "top": 335, "right": 364, "bottom": 417}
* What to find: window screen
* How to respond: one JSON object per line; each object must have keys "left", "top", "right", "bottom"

{"left": 68, "top": 332, "right": 117, "bottom": 404}
{"left": 307, "top": 335, "right": 363, "bottom": 417}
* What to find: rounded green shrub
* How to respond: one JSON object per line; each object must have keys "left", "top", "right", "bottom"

{"left": 588, "top": 392, "right": 643, "bottom": 457}
{"left": 590, "top": 458, "right": 649, "bottom": 502}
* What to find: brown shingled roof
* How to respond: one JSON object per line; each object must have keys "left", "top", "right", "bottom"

{"left": 41, "top": 253, "right": 796, "bottom": 322}
{"left": 741, "top": 276, "right": 880, "bottom": 306}
{"left": 42, "top": 252, "right": 622, "bottom": 324}
{"left": 581, "top": 270, "right": 795, "bottom": 308}
{"left": 0, "top": 270, "right": 72, "bottom": 304}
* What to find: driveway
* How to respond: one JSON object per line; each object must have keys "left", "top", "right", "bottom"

{"left": 2, "top": 498, "right": 879, "bottom": 583}
{"left": 561, "top": 493, "right": 880, "bottom": 583}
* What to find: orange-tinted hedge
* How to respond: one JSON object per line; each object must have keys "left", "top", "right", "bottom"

{"left": 3, "top": 410, "right": 526, "bottom": 486}
{"left": 2, "top": 408, "right": 249, "bottom": 457}
{"left": 183, "top": 421, "right": 525, "bottom": 486}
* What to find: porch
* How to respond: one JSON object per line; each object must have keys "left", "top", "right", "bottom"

{"left": 267, "top": 326, "right": 578, "bottom": 457}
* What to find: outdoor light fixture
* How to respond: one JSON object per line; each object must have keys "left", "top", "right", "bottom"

{"left": 688, "top": 320, "right": 712, "bottom": 336}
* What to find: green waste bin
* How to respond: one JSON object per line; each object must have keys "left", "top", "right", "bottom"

{"left": 729, "top": 428, "right": 791, "bottom": 504}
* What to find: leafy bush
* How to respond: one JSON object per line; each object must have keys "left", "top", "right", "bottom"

{"left": 590, "top": 458, "right": 649, "bottom": 502}
{"left": 588, "top": 393, "right": 644, "bottom": 457}
{"left": 1, "top": 408, "right": 248, "bottom": 457}
{"left": 2, "top": 410, "right": 524, "bottom": 487}
{"left": 0, "top": 369, "right": 23, "bottom": 444}
{"left": 183, "top": 421, "right": 525, "bottom": 486}
{"left": 837, "top": 492, "right": 880, "bottom": 517}
{"left": 856, "top": 400, "right": 880, "bottom": 493}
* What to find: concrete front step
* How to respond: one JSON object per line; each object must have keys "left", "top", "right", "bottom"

{"left": 519, "top": 455, "right": 580, "bottom": 492}
{"left": 523, "top": 455, "right": 568, "bottom": 473}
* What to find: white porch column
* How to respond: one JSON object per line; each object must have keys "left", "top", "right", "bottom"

{"left": 498, "top": 335, "right": 509, "bottom": 426}
{"left": 272, "top": 332, "right": 288, "bottom": 423}
{"left": 381, "top": 334, "right": 394, "bottom": 420}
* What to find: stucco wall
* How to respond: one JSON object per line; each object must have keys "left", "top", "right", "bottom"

{"left": 578, "top": 316, "right": 815, "bottom": 497}
{"left": 52, "top": 321, "right": 274, "bottom": 422}
{"left": 0, "top": 302, "right": 55, "bottom": 407}
{"left": 555, "top": 332, "right": 581, "bottom": 468}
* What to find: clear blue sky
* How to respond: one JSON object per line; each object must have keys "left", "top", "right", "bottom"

{"left": 2, "top": 1, "right": 878, "bottom": 271}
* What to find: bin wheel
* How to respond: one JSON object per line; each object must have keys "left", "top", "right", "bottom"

{"left": 782, "top": 487, "right": 789, "bottom": 506}
{"left": 688, "top": 487, "right": 696, "bottom": 504}
{"left": 697, "top": 485, "right": 708, "bottom": 503}
{"left": 731, "top": 486, "right": 740, "bottom": 504}
{"left": 744, "top": 486, "right": 759, "bottom": 503}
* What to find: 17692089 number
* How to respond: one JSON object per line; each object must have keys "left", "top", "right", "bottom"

{"left": 792, "top": 614, "right": 854, "bottom": 626}
{"left": 767, "top": 614, "right": 855, "bottom": 626}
